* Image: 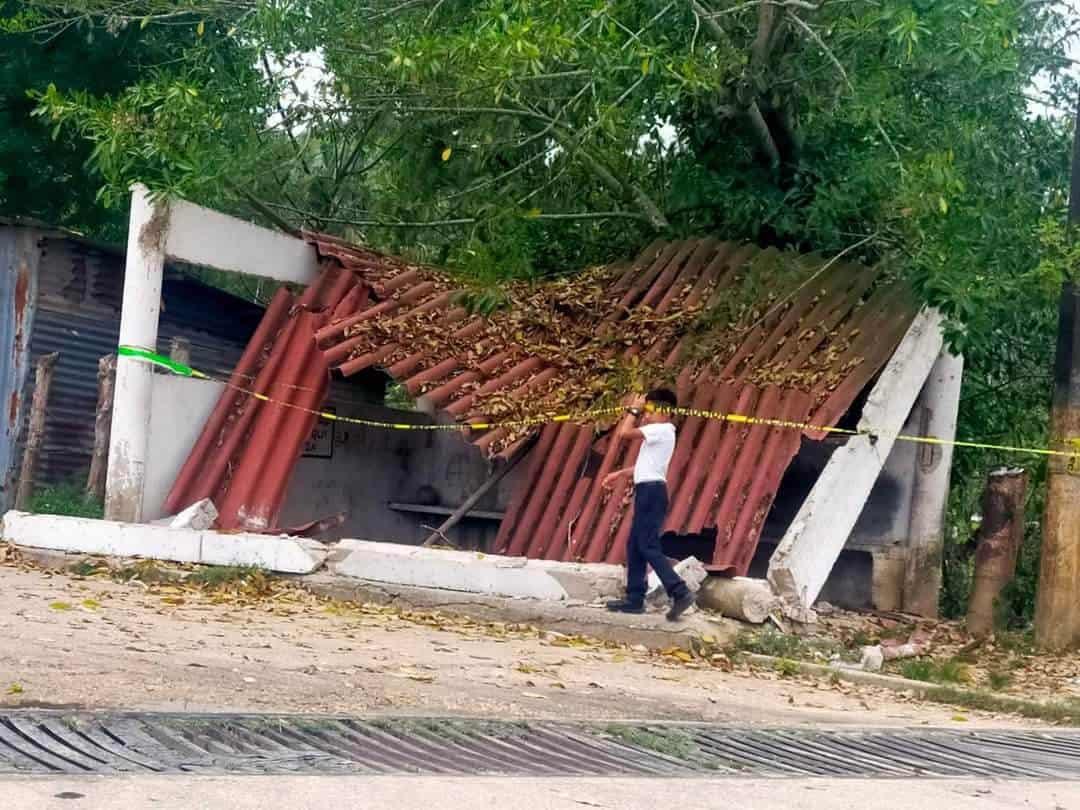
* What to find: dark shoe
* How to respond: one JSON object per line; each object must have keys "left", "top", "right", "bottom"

{"left": 606, "top": 599, "right": 645, "bottom": 614}
{"left": 666, "top": 591, "right": 695, "bottom": 621}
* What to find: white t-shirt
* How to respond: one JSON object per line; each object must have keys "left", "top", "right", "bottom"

{"left": 633, "top": 422, "right": 676, "bottom": 485}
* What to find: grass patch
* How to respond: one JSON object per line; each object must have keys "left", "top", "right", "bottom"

{"left": 899, "top": 658, "right": 972, "bottom": 684}
{"left": 921, "top": 686, "right": 1080, "bottom": 726}
{"left": 30, "top": 483, "right": 102, "bottom": 519}
{"left": 730, "top": 629, "right": 843, "bottom": 661}
{"left": 996, "top": 630, "right": 1037, "bottom": 656}
{"left": 605, "top": 725, "right": 697, "bottom": 760}
{"left": 68, "top": 560, "right": 105, "bottom": 577}
{"left": 775, "top": 658, "right": 800, "bottom": 678}
{"left": 987, "top": 670, "right": 1014, "bottom": 691}
{"left": 187, "top": 565, "right": 261, "bottom": 587}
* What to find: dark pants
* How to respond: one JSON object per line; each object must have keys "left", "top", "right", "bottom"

{"left": 626, "top": 482, "right": 689, "bottom": 606}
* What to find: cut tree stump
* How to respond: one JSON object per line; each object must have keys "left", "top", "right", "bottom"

{"left": 85, "top": 354, "right": 116, "bottom": 502}
{"left": 967, "top": 467, "right": 1028, "bottom": 638}
{"left": 15, "top": 352, "right": 59, "bottom": 510}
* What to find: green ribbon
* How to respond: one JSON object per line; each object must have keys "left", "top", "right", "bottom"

{"left": 117, "top": 345, "right": 202, "bottom": 378}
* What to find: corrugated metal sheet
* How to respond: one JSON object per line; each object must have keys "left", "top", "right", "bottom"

{"left": 165, "top": 264, "right": 362, "bottom": 529}
{"left": 5, "top": 228, "right": 265, "bottom": 494}
{"left": 0, "top": 228, "right": 40, "bottom": 511}
{"left": 169, "top": 235, "right": 917, "bottom": 570}
{"left": 302, "top": 236, "right": 917, "bottom": 573}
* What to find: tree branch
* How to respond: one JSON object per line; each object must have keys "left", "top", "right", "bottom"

{"left": 263, "top": 204, "right": 648, "bottom": 228}
{"left": 784, "top": 10, "right": 901, "bottom": 162}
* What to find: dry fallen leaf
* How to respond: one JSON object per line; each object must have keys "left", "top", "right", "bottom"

{"left": 49, "top": 601, "right": 72, "bottom": 611}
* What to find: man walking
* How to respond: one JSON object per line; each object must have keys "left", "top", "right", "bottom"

{"left": 602, "top": 388, "right": 694, "bottom": 621}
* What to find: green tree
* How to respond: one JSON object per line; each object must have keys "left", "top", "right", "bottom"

{"left": 14, "top": 0, "right": 1080, "bottom": 616}
{"left": 0, "top": 1, "right": 256, "bottom": 239}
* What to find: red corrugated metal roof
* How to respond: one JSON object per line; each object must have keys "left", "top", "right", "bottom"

{"left": 164, "top": 263, "right": 362, "bottom": 530}
{"left": 168, "top": 235, "right": 918, "bottom": 571}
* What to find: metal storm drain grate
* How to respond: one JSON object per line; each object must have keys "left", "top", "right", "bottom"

{"left": 1, "top": 713, "right": 1079, "bottom": 779}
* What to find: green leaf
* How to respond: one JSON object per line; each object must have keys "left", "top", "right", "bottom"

{"left": 196, "top": 20, "right": 205, "bottom": 37}
{"left": 49, "top": 601, "right": 73, "bottom": 611}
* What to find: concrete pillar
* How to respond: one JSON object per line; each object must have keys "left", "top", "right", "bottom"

{"left": 767, "top": 308, "right": 944, "bottom": 621}
{"left": 902, "top": 349, "right": 964, "bottom": 617}
{"left": 105, "top": 185, "right": 169, "bottom": 522}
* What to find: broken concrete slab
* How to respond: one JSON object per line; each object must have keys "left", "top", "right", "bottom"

{"left": 646, "top": 557, "right": 708, "bottom": 608}
{"left": 1, "top": 511, "right": 326, "bottom": 574}
{"left": 330, "top": 539, "right": 623, "bottom": 602}
{"left": 152, "top": 498, "right": 218, "bottom": 531}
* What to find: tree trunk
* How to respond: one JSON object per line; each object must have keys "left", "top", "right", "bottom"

{"left": 968, "top": 467, "right": 1028, "bottom": 638}
{"left": 15, "top": 352, "right": 59, "bottom": 511}
{"left": 697, "top": 576, "right": 780, "bottom": 624}
{"left": 1036, "top": 97, "right": 1080, "bottom": 650}
{"left": 85, "top": 354, "right": 116, "bottom": 502}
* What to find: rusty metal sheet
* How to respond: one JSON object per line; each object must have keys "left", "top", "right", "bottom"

{"left": 169, "top": 234, "right": 917, "bottom": 568}
{"left": 166, "top": 265, "right": 363, "bottom": 530}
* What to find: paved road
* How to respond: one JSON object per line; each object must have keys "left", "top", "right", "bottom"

{"left": 3, "top": 775, "right": 1077, "bottom": 810}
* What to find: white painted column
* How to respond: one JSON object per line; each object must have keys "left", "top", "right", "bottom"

{"left": 105, "top": 185, "right": 169, "bottom": 522}
{"left": 767, "top": 308, "right": 945, "bottom": 621}
{"left": 902, "top": 349, "right": 964, "bottom": 617}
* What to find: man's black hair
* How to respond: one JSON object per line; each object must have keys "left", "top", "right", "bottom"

{"left": 646, "top": 387, "right": 677, "bottom": 410}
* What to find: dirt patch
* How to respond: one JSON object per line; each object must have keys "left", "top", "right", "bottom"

{"left": 0, "top": 550, "right": 1042, "bottom": 727}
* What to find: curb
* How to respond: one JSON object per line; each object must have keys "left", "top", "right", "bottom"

{"left": 299, "top": 571, "right": 741, "bottom": 652}
{"left": 738, "top": 652, "right": 1080, "bottom": 724}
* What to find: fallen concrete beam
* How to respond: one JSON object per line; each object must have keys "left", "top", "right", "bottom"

{"left": 330, "top": 539, "right": 624, "bottom": 602}
{"left": 1, "top": 511, "right": 326, "bottom": 574}
{"left": 768, "top": 308, "right": 945, "bottom": 621}
{"left": 697, "top": 576, "right": 780, "bottom": 624}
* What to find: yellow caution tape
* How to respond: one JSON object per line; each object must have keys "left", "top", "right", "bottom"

{"left": 116, "top": 345, "right": 1079, "bottom": 458}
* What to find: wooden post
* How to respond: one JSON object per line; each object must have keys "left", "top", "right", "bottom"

{"left": 967, "top": 468, "right": 1028, "bottom": 638}
{"left": 1035, "top": 94, "right": 1080, "bottom": 651}
{"left": 422, "top": 440, "right": 534, "bottom": 548}
{"left": 168, "top": 336, "right": 191, "bottom": 367}
{"left": 85, "top": 354, "right": 116, "bottom": 502}
{"left": 14, "top": 352, "right": 59, "bottom": 510}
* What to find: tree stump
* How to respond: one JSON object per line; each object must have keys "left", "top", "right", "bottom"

{"left": 967, "top": 467, "right": 1028, "bottom": 638}
{"left": 85, "top": 354, "right": 116, "bottom": 502}
{"left": 15, "top": 352, "right": 59, "bottom": 510}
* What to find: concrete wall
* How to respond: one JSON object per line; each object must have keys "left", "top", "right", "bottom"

{"left": 145, "top": 375, "right": 223, "bottom": 521}
{"left": 143, "top": 372, "right": 518, "bottom": 546}
{"left": 279, "top": 402, "right": 521, "bottom": 546}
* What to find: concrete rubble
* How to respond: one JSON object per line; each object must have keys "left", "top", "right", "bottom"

{"left": 150, "top": 498, "right": 218, "bottom": 531}
{"left": 646, "top": 556, "right": 707, "bottom": 609}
